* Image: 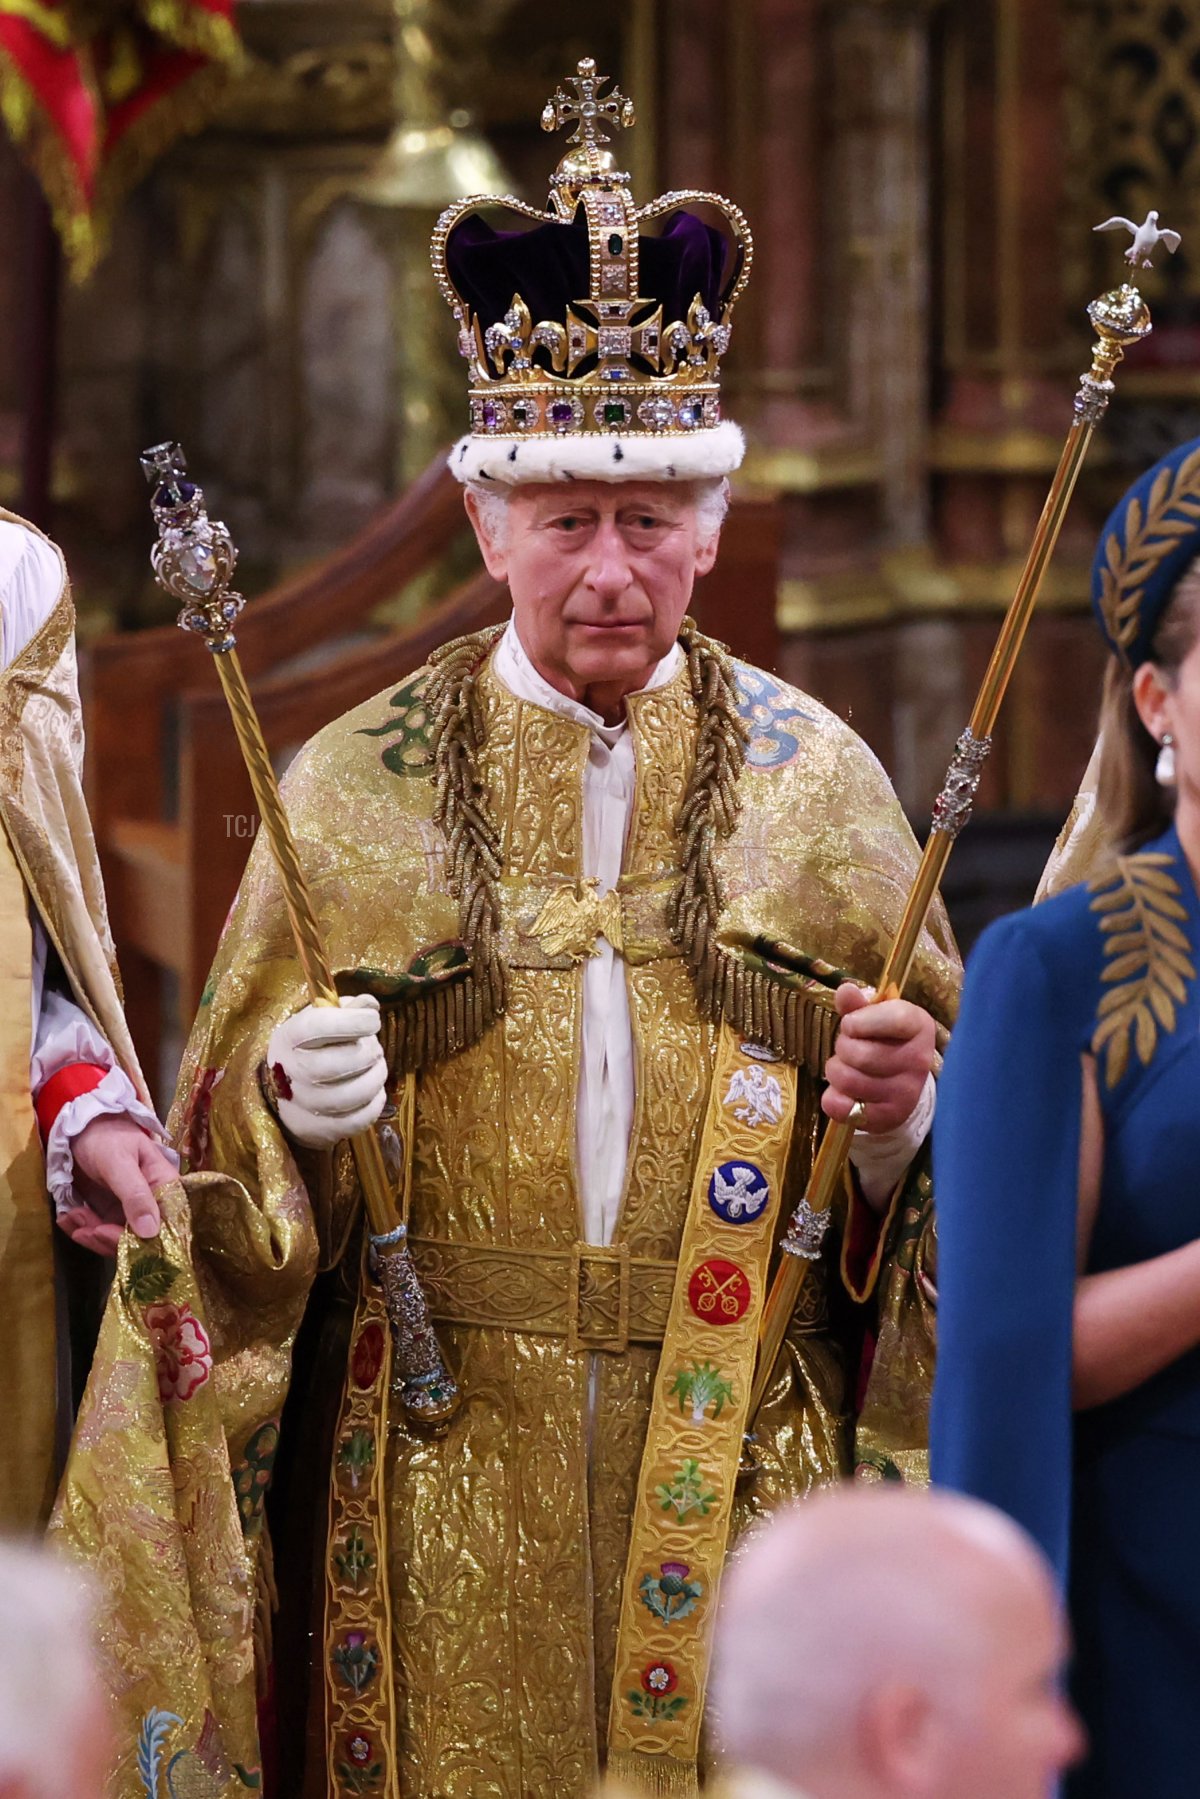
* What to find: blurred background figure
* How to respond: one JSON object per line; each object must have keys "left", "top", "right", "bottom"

{"left": 0, "top": 1540, "right": 111, "bottom": 1799}
{"left": 708, "top": 1486, "right": 1082, "bottom": 1799}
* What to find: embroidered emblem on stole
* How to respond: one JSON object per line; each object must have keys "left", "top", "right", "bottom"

{"left": 607, "top": 1020, "right": 798, "bottom": 1794}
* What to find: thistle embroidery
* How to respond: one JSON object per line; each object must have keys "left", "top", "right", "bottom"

{"left": 656, "top": 1458, "right": 717, "bottom": 1519}
{"left": 640, "top": 1561, "right": 704, "bottom": 1625}
{"left": 1090, "top": 852, "right": 1196, "bottom": 1087}
{"left": 332, "top": 1632, "right": 380, "bottom": 1696}
{"left": 669, "top": 1360, "right": 734, "bottom": 1424}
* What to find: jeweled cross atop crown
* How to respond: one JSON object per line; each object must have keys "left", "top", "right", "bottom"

{"left": 540, "top": 57, "right": 635, "bottom": 162}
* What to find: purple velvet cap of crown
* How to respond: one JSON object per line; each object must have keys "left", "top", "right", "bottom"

{"left": 446, "top": 208, "right": 735, "bottom": 331}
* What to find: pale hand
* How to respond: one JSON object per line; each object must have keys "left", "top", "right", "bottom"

{"left": 822, "top": 981, "right": 936, "bottom": 1134}
{"left": 59, "top": 1115, "right": 176, "bottom": 1255}
{"left": 267, "top": 994, "right": 388, "bottom": 1151}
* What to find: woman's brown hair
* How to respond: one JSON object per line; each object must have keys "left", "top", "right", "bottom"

{"left": 1097, "top": 558, "right": 1200, "bottom": 852}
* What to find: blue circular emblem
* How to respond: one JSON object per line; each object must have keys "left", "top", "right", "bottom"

{"left": 707, "top": 1160, "right": 770, "bottom": 1225}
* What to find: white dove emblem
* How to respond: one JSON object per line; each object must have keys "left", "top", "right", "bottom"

{"left": 1093, "top": 210, "right": 1182, "bottom": 268}
{"left": 711, "top": 1163, "right": 769, "bottom": 1220}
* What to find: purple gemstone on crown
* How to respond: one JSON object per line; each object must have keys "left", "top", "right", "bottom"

{"left": 482, "top": 401, "right": 500, "bottom": 429}
{"left": 550, "top": 400, "right": 575, "bottom": 425}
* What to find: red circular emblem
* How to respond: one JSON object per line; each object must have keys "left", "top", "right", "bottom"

{"left": 687, "top": 1258, "right": 751, "bottom": 1325}
{"left": 351, "top": 1322, "right": 386, "bottom": 1390}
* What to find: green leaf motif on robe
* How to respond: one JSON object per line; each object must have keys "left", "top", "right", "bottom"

{"left": 123, "top": 1253, "right": 179, "bottom": 1307}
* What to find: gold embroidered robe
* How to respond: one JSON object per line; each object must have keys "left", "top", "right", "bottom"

{"left": 0, "top": 517, "right": 153, "bottom": 1531}
{"left": 52, "top": 638, "right": 958, "bottom": 1798}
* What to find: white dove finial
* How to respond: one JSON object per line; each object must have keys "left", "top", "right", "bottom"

{"left": 1094, "top": 209, "right": 1182, "bottom": 268}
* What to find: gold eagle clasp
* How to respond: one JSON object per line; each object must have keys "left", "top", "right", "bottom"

{"left": 527, "top": 879, "right": 624, "bottom": 960}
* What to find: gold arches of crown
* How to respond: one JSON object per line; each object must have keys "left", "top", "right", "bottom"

{"left": 429, "top": 57, "right": 753, "bottom": 440}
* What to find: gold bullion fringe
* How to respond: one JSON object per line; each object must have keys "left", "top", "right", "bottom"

{"left": 387, "top": 619, "right": 836, "bottom": 1077}
{"left": 666, "top": 624, "right": 836, "bottom": 1075}
{"left": 382, "top": 624, "right": 507, "bottom": 1073}
{"left": 605, "top": 1750, "right": 701, "bottom": 1797}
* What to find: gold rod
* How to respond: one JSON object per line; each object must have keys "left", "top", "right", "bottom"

{"left": 744, "top": 282, "right": 1153, "bottom": 1438}
{"left": 139, "top": 439, "right": 461, "bottom": 1433}
{"left": 210, "top": 648, "right": 398, "bottom": 1238}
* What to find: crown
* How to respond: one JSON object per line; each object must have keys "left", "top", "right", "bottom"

{"left": 432, "top": 56, "right": 753, "bottom": 486}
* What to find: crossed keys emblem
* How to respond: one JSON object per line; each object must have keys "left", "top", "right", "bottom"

{"left": 687, "top": 1257, "right": 751, "bottom": 1326}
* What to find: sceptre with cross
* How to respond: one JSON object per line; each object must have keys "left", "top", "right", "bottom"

{"left": 138, "top": 442, "right": 462, "bottom": 1439}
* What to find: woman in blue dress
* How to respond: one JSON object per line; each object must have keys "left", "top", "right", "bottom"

{"left": 931, "top": 434, "right": 1200, "bottom": 1798}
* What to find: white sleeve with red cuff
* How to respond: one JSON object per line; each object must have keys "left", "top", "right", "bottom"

{"left": 31, "top": 952, "right": 175, "bottom": 1217}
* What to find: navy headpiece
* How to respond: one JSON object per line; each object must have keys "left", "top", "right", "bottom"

{"left": 1093, "top": 435, "right": 1200, "bottom": 667}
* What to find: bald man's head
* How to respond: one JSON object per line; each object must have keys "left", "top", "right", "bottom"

{"left": 711, "top": 1487, "right": 1082, "bottom": 1799}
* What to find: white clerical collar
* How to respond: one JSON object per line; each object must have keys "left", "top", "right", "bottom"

{"left": 491, "top": 616, "right": 683, "bottom": 746}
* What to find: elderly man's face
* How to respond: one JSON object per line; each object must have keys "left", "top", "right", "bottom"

{"left": 466, "top": 480, "right": 720, "bottom": 717}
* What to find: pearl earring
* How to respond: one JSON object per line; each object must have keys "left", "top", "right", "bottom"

{"left": 1156, "top": 732, "right": 1176, "bottom": 786}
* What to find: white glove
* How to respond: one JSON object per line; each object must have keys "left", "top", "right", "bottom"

{"left": 266, "top": 995, "right": 387, "bottom": 1150}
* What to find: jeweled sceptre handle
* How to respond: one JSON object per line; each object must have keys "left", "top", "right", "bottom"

{"left": 140, "top": 443, "right": 461, "bottom": 1437}
{"left": 743, "top": 261, "right": 1164, "bottom": 1454}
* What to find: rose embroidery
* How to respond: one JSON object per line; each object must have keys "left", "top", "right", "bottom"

{"left": 143, "top": 1302, "right": 213, "bottom": 1405}
{"left": 178, "top": 1066, "right": 225, "bottom": 1172}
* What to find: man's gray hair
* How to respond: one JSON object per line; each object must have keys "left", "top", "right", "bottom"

{"left": 0, "top": 1542, "right": 101, "bottom": 1798}
{"left": 466, "top": 476, "right": 731, "bottom": 550}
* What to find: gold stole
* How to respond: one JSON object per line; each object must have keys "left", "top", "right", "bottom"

{"left": 0, "top": 818, "right": 56, "bottom": 1530}
{"left": 608, "top": 1022, "right": 798, "bottom": 1795}
{"left": 323, "top": 1080, "right": 413, "bottom": 1799}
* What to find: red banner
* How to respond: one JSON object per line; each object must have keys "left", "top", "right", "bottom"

{"left": 0, "top": 0, "right": 243, "bottom": 278}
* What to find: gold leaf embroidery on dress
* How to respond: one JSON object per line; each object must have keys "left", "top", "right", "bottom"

{"left": 1098, "top": 442, "right": 1200, "bottom": 663}
{"left": 1090, "top": 852, "right": 1196, "bottom": 1087}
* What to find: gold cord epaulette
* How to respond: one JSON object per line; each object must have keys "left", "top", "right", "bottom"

{"left": 666, "top": 629, "right": 839, "bottom": 1070}
{"left": 383, "top": 619, "right": 836, "bottom": 1076}
{"left": 387, "top": 624, "right": 506, "bottom": 1074}
{"left": 1089, "top": 849, "right": 1196, "bottom": 1087}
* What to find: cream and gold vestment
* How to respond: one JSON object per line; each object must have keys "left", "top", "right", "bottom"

{"left": 53, "top": 624, "right": 958, "bottom": 1798}
{"left": 0, "top": 513, "right": 155, "bottom": 1532}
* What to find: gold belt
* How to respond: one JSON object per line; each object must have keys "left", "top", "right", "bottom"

{"left": 409, "top": 1236, "right": 676, "bottom": 1353}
